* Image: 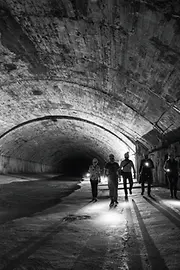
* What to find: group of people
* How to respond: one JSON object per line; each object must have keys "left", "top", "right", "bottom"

{"left": 105, "top": 152, "right": 135, "bottom": 206}
{"left": 88, "top": 152, "right": 136, "bottom": 206}
{"left": 88, "top": 152, "right": 179, "bottom": 207}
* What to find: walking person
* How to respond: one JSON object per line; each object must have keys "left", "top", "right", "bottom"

{"left": 119, "top": 152, "right": 136, "bottom": 199}
{"left": 88, "top": 158, "right": 101, "bottom": 202}
{"left": 139, "top": 153, "right": 154, "bottom": 196}
{"left": 104, "top": 154, "right": 119, "bottom": 207}
{"left": 164, "top": 153, "right": 179, "bottom": 199}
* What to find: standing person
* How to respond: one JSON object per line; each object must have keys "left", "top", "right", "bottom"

{"left": 104, "top": 154, "right": 119, "bottom": 207}
{"left": 139, "top": 153, "right": 154, "bottom": 196}
{"left": 164, "top": 153, "right": 179, "bottom": 199}
{"left": 88, "top": 158, "right": 101, "bottom": 202}
{"left": 119, "top": 152, "right": 136, "bottom": 199}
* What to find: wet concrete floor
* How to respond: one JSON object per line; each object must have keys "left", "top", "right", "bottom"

{"left": 0, "top": 176, "right": 180, "bottom": 270}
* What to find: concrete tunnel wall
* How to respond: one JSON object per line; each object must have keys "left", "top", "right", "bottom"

{"left": 0, "top": 155, "right": 53, "bottom": 174}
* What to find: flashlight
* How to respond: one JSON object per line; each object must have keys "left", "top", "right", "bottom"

{"left": 145, "top": 162, "right": 149, "bottom": 167}
{"left": 84, "top": 172, "right": 90, "bottom": 179}
{"left": 101, "top": 176, "right": 108, "bottom": 183}
{"left": 166, "top": 169, "right": 170, "bottom": 172}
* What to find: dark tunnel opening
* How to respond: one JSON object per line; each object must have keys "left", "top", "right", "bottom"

{"left": 59, "top": 156, "right": 93, "bottom": 177}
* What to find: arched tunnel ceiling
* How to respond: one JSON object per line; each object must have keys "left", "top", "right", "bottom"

{"left": 0, "top": 0, "right": 180, "bottom": 164}
{"left": 0, "top": 117, "right": 135, "bottom": 165}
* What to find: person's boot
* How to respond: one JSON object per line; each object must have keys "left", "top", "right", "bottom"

{"left": 174, "top": 191, "right": 178, "bottom": 199}
{"left": 114, "top": 201, "right": 118, "bottom": 207}
{"left": 141, "top": 184, "right": 144, "bottom": 196}
{"left": 109, "top": 200, "right": 114, "bottom": 207}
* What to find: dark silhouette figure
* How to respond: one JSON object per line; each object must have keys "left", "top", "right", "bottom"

{"left": 164, "top": 154, "right": 179, "bottom": 199}
{"left": 119, "top": 152, "right": 136, "bottom": 199}
{"left": 104, "top": 154, "right": 119, "bottom": 207}
{"left": 139, "top": 153, "right": 154, "bottom": 196}
{"left": 164, "top": 153, "right": 169, "bottom": 187}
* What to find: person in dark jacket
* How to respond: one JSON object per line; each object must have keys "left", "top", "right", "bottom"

{"left": 119, "top": 152, "right": 136, "bottom": 199}
{"left": 104, "top": 154, "right": 119, "bottom": 207}
{"left": 164, "top": 153, "right": 179, "bottom": 199}
{"left": 139, "top": 153, "right": 154, "bottom": 196}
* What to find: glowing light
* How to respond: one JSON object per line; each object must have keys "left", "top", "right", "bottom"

{"left": 82, "top": 172, "right": 90, "bottom": 181}
{"left": 78, "top": 202, "right": 108, "bottom": 215}
{"left": 145, "top": 162, "right": 149, "bottom": 167}
{"left": 166, "top": 169, "right": 170, "bottom": 172}
{"left": 101, "top": 176, "right": 108, "bottom": 183}
{"left": 95, "top": 210, "right": 124, "bottom": 227}
{"left": 78, "top": 201, "right": 129, "bottom": 228}
{"left": 162, "top": 199, "right": 180, "bottom": 208}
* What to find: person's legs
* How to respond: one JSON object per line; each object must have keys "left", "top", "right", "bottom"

{"left": 168, "top": 176, "right": 173, "bottom": 198}
{"left": 147, "top": 174, "right": 153, "bottom": 196}
{"left": 173, "top": 177, "right": 178, "bottom": 198}
{"left": 147, "top": 181, "right": 151, "bottom": 196}
{"left": 123, "top": 174, "right": 128, "bottom": 197}
{"left": 90, "top": 180, "right": 95, "bottom": 199}
{"left": 128, "top": 173, "right": 133, "bottom": 194}
{"left": 165, "top": 174, "right": 168, "bottom": 187}
{"left": 141, "top": 181, "right": 145, "bottom": 195}
{"left": 171, "top": 181, "right": 175, "bottom": 198}
{"left": 108, "top": 181, "right": 114, "bottom": 205}
{"left": 94, "top": 180, "right": 98, "bottom": 200}
{"left": 114, "top": 181, "right": 118, "bottom": 203}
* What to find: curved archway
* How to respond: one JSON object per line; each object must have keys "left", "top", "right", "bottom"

{"left": 0, "top": 115, "right": 136, "bottom": 174}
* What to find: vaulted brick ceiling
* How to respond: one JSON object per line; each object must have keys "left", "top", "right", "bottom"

{"left": 0, "top": 0, "right": 180, "bottom": 166}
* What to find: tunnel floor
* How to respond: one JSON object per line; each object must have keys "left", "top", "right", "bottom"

{"left": 0, "top": 176, "right": 180, "bottom": 270}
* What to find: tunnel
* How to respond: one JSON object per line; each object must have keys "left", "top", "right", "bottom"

{"left": 0, "top": 0, "right": 180, "bottom": 184}
{"left": 0, "top": 115, "right": 135, "bottom": 176}
{"left": 0, "top": 1, "right": 180, "bottom": 269}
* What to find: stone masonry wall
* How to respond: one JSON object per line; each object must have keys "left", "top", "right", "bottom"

{"left": 0, "top": 155, "right": 53, "bottom": 174}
